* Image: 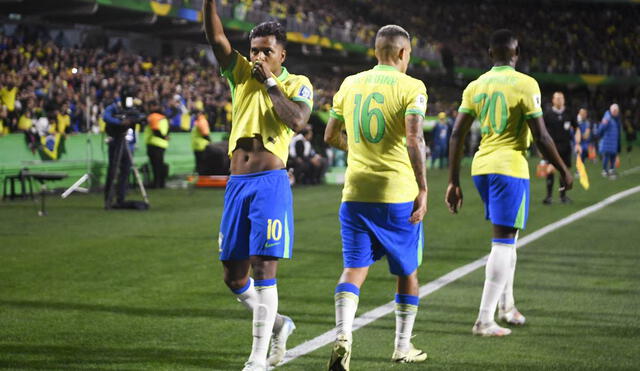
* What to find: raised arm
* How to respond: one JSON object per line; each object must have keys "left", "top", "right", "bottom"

{"left": 324, "top": 116, "right": 348, "bottom": 152}
{"left": 527, "top": 116, "right": 573, "bottom": 190}
{"left": 203, "top": 0, "right": 233, "bottom": 70}
{"left": 406, "top": 114, "right": 428, "bottom": 223}
{"left": 445, "top": 112, "right": 474, "bottom": 214}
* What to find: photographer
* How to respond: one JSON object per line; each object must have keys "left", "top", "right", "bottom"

{"left": 103, "top": 87, "right": 142, "bottom": 207}
{"left": 144, "top": 100, "right": 169, "bottom": 188}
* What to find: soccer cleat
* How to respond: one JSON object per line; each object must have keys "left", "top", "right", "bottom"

{"left": 472, "top": 320, "right": 512, "bottom": 337}
{"left": 560, "top": 195, "right": 572, "bottom": 204}
{"left": 498, "top": 306, "right": 526, "bottom": 326}
{"left": 267, "top": 315, "right": 296, "bottom": 367}
{"left": 542, "top": 196, "right": 552, "bottom": 205}
{"left": 242, "top": 361, "right": 267, "bottom": 371}
{"left": 391, "top": 343, "right": 427, "bottom": 363}
{"left": 327, "top": 335, "right": 351, "bottom": 371}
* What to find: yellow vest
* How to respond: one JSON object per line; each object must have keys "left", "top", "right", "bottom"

{"left": 145, "top": 113, "right": 169, "bottom": 149}
{"left": 191, "top": 114, "right": 210, "bottom": 152}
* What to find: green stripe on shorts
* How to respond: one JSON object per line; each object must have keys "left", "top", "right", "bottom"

{"left": 514, "top": 190, "right": 527, "bottom": 229}
{"left": 283, "top": 212, "right": 290, "bottom": 258}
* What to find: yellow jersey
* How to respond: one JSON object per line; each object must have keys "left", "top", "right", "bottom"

{"left": 458, "top": 65, "right": 542, "bottom": 179}
{"left": 55, "top": 113, "right": 71, "bottom": 134}
{"left": 0, "top": 86, "right": 17, "bottom": 112}
{"left": 221, "top": 50, "right": 313, "bottom": 165}
{"left": 331, "top": 64, "right": 427, "bottom": 203}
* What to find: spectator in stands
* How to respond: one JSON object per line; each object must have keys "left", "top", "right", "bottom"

{"left": 288, "top": 124, "right": 327, "bottom": 184}
{"left": 0, "top": 103, "right": 7, "bottom": 135}
{"left": 597, "top": 104, "right": 622, "bottom": 179}
{"left": 0, "top": 74, "right": 18, "bottom": 130}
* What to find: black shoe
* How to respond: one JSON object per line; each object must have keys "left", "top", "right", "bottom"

{"left": 560, "top": 196, "right": 572, "bottom": 204}
{"left": 542, "top": 196, "right": 552, "bottom": 205}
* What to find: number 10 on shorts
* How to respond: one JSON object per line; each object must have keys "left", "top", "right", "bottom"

{"left": 267, "top": 219, "right": 282, "bottom": 241}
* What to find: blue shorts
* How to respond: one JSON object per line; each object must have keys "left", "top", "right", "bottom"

{"left": 473, "top": 174, "right": 530, "bottom": 230}
{"left": 218, "top": 169, "right": 293, "bottom": 261}
{"left": 339, "top": 201, "right": 424, "bottom": 276}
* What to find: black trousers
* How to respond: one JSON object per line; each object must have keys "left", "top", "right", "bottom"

{"left": 194, "top": 150, "right": 205, "bottom": 175}
{"left": 147, "top": 145, "right": 166, "bottom": 188}
{"left": 105, "top": 137, "right": 132, "bottom": 204}
{"left": 546, "top": 146, "right": 572, "bottom": 197}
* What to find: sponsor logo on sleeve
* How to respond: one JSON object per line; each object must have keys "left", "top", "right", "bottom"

{"left": 298, "top": 85, "right": 312, "bottom": 100}
{"left": 533, "top": 94, "right": 541, "bottom": 109}
{"left": 415, "top": 94, "right": 427, "bottom": 110}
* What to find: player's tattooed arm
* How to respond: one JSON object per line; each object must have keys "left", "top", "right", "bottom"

{"left": 528, "top": 116, "right": 574, "bottom": 191}
{"left": 252, "top": 62, "right": 310, "bottom": 132}
{"left": 267, "top": 90, "right": 310, "bottom": 132}
{"left": 203, "top": 0, "right": 233, "bottom": 70}
{"left": 405, "top": 114, "right": 428, "bottom": 223}
{"left": 324, "top": 117, "right": 348, "bottom": 152}
{"left": 446, "top": 112, "right": 474, "bottom": 214}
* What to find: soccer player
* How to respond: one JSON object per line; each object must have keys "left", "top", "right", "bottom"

{"left": 203, "top": 1, "right": 313, "bottom": 369}
{"left": 446, "top": 29, "right": 573, "bottom": 336}
{"left": 324, "top": 25, "right": 428, "bottom": 370}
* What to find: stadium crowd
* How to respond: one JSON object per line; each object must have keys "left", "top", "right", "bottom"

{"left": 0, "top": 24, "right": 234, "bottom": 137}
{"left": 0, "top": 18, "right": 638, "bottom": 179}
{"left": 228, "top": 0, "right": 640, "bottom": 76}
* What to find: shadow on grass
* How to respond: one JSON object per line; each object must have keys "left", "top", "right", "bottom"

{"left": 0, "top": 299, "right": 247, "bottom": 320}
{"left": 0, "top": 343, "right": 245, "bottom": 370}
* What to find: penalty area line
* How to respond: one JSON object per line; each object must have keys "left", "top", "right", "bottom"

{"left": 281, "top": 184, "right": 640, "bottom": 365}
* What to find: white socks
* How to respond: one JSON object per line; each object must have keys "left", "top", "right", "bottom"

{"left": 232, "top": 278, "right": 280, "bottom": 365}
{"left": 394, "top": 294, "right": 419, "bottom": 352}
{"left": 246, "top": 279, "right": 278, "bottom": 365}
{"left": 235, "top": 277, "right": 258, "bottom": 311}
{"left": 478, "top": 239, "right": 516, "bottom": 323}
{"left": 334, "top": 282, "right": 360, "bottom": 342}
{"left": 499, "top": 247, "right": 517, "bottom": 311}
{"left": 233, "top": 277, "right": 284, "bottom": 332}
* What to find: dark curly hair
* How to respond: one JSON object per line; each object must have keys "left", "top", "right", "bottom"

{"left": 249, "top": 21, "right": 287, "bottom": 47}
{"left": 490, "top": 29, "right": 517, "bottom": 49}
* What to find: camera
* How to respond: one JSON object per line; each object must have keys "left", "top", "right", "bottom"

{"left": 116, "top": 96, "right": 147, "bottom": 124}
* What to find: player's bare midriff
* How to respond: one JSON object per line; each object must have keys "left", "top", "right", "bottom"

{"left": 230, "top": 136, "right": 284, "bottom": 175}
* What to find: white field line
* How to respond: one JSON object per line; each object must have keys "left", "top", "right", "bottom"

{"left": 621, "top": 166, "right": 640, "bottom": 175}
{"left": 281, "top": 184, "right": 640, "bottom": 365}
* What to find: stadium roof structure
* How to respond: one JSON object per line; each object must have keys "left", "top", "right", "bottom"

{"left": 0, "top": 0, "right": 208, "bottom": 42}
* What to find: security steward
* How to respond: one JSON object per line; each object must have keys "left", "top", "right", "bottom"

{"left": 145, "top": 100, "right": 170, "bottom": 188}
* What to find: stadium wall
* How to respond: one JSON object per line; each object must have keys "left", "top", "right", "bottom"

{"left": 0, "top": 133, "right": 227, "bottom": 190}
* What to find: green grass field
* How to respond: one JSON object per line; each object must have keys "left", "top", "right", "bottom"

{"left": 1, "top": 153, "right": 639, "bottom": 370}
